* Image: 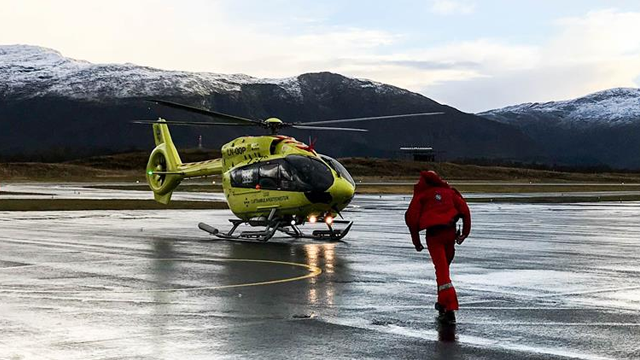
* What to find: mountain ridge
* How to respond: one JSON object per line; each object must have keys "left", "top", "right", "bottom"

{"left": 478, "top": 87, "right": 640, "bottom": 168}
{"left": 0, "top": 44, "right": 410, "bottom": 103}
{"left": 0, "top": 44, "right": 541, "bottom": 164}
{"left": 479, "top": 87, "right": 640, "bottom": 128}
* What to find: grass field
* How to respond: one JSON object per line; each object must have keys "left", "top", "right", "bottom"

{"left": 2, "top": 153, "right": 640, "bottom": 210}
{"left": 3, "top": 151, "right": 640, "bottom": 183}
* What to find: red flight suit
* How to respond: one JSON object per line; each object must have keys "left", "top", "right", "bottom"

{"left": 405, "top": 171, "right": 471, "bottom": 312}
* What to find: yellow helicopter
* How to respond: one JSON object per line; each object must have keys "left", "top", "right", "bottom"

{"left": 135, "top": 100, "right": 443, "bottom": 242}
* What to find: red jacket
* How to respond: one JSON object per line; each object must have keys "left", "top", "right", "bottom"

{"left": 405, "top": 171, "right": 471, "bottom": 246}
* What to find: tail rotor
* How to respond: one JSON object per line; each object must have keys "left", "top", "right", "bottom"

{"left": 148, "top": 151, "right": 168, "bottom": 189}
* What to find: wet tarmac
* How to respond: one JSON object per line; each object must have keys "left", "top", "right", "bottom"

{"left": 1, "top": 186, "right": 639, "bottom": 359}
{"left": 4, "top": 182, "right": 640, "bottom": 203}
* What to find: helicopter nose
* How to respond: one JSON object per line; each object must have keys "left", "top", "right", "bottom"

{"left": 331, "top": 178, "right": 355, "bottom": 206}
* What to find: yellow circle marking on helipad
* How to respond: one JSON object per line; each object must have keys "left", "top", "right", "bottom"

{"left": 0, "top": 257, "right": 322, "bottom": 294}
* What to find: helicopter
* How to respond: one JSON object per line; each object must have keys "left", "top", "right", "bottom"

{"left": 135, "top": 99, "right": 443, "bottom": 242}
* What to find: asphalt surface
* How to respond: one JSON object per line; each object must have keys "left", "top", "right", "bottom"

{"left": 4, "top": 182, "right": 640, "bottom": 202}
{"left": 1, "top": 186, "right": 639, "bottom": 359}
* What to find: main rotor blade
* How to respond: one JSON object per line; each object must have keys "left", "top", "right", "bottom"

{"left": 300, "top": 112, "right": 445, "bottom": 125}
{"left": 148, "top": 99, "right": 263, "bottom": 125}
{"left": 131, "top": 120, "right": 255, "bottom": 127}
{"left": 292, "top": 125, "right": 368, "bottom": 132}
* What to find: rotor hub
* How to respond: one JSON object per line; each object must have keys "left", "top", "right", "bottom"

{"left": 264, "top": 117, "right": 285, "bottom": 134}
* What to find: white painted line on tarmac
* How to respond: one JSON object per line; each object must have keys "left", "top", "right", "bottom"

{"left": 537, "top": 285, "right": 640, "bottom": 298}
{"left": 322, "top": 316, "right": 615, "bottom": 360}
{"left": 462, "top": 306, "right": 609, "bottom": 310}
{"left": 461, "top": 322, "right": 640, "bottom": 326}
{"left": 0, "top": 257, "right": 321, "bottom": 294}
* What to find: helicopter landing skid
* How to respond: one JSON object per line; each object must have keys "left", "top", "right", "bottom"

{"left": 198, "top": 219, "right": 281, "bottom": 242}
{"left": 198, "top": 219, "right": 353, "bottom": 242}
{"left": 278, "top": 220, "right": 353, "bottom": 241}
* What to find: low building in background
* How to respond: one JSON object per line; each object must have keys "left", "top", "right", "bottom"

{"left": 400, "top": 147, "right": 437, "bottom": 162}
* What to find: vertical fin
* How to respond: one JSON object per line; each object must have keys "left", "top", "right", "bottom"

{"left": 152, "top": 119, "right": 183, "bottom": 165}
{"left": 147, "top": 119, "right": 184, "bottom": 204}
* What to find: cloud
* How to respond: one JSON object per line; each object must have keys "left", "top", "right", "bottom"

{"left": 423, "top": 9, "right": 640, "bottom": 111}
{"left": 550, "top": 9, "right": 640, "bottom": 62}
{"left": 0, "top": 0, "right": 400, "bottom": 77}
{"left": 428, "top": 62, "right": 638, "bottom": 113}
{"left": 382, "top": 60, "right": 480, "bottom": 71}
{"left": 429, "top": 0, "right": 476, "bottom": 15}
{"left": 322, "top": 39, "right": 540, "bottom": 96}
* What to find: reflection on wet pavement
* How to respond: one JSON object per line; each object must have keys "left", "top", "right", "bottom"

{"left": 0, "top": 185, "right": 639, "bottom": 359}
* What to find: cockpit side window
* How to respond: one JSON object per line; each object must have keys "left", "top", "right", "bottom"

{"left": 230, "top": 163, "right": 260, "bottom": 188}
{"left": 230, "top": 156, "right": 334, "bottom": 192}
{"left": 279, "top": 162, "right": 297, "bottom": 191}
{"left": 230, "top": 159, "right": 294, "bottom": 190}
{"left": 258, "top": 163, "right": 279, "bottom": 190}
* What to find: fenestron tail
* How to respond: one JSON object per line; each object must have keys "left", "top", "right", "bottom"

{"left": 146, "top": 119, "right": 222, "bottom": 204}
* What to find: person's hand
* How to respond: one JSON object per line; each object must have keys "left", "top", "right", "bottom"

{"left": 456, "top": 234, "right": 467, "bottom": 245}
{"left": 415, "top": 243, "right": 424, "bottom": 252}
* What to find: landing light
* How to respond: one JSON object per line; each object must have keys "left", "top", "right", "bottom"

{"left": 325, "top": 216, "right": 333, "bottom": 225}
{"left": 309, "top": 215, "right": 317, "bottom": 224}
{"left": 291, "top": 220, "right": 296, "bottom": 226}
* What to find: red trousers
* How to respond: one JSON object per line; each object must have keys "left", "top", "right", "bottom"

{"left": 426, "top": 226, "right": 459, "bottom": 311}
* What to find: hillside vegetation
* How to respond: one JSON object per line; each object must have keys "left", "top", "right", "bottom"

{"left": 2, "top": 151, "right": 640, "bottom": 183}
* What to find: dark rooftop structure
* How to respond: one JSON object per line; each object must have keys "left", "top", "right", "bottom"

{"left": 400, "top": 147, "right": 436, "bottom": 162}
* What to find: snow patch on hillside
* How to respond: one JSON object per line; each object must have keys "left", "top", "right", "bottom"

{"left": 0, "top": 45, "right": 307, "bottom": 100}
{"left": 480, "top": 88, "right": 640, "bottom": 127}
{"left": 0, "top": 45, "right": 400, "bottom": 103}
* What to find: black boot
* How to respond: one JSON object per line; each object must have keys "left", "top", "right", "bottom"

{"left": 435, "top": 303, "right": 456, "bottom": 324}
{"left": 442, "top": 311, "right": 456, "bottom": 324}
{"left": 435, "top": 302, "right": 445, "bottom": 315}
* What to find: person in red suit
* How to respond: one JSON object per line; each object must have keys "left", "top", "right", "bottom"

{"left": 405, "top": 171, "right": 471, "bottom": 324}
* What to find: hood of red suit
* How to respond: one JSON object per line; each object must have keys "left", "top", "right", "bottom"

{"left": 414, "top": 171, "right": 450, "bottom": 193}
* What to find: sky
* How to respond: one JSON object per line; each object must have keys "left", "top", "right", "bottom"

{"left": 1, "top": 0, "right": 640, "bottom": 112}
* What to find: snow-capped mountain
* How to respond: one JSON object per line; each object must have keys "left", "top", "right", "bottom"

{"left": 3, "top": 45, "right": 639, "bottom": 168}
{"left": 478, "top": 89, "right": 640, "bottom": 168}
{"left": 0, "top": 44, "right": 539, "bottom": 162}
{"left": 479, "top": 88, "right": 640, "bottom": 129}
{"left": 0, "top": 44, "right": 402, "bottom": 101}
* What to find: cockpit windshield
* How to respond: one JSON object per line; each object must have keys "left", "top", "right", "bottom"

{"left": 285, "top": 155, "right": 334, "bottom": 191}
{"left": 320, "top": 155, "right": 355, "bottom": 187}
